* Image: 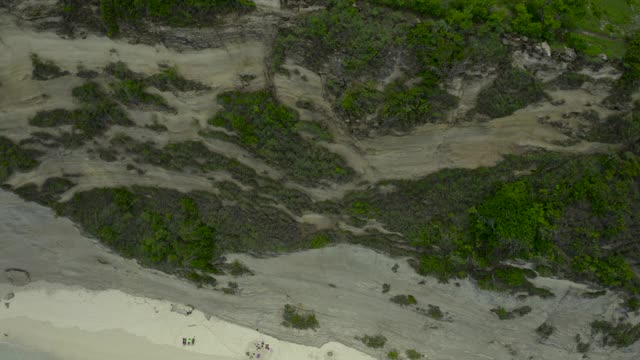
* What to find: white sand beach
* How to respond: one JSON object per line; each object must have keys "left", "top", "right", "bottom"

{"left": 0, "top": 281, "right": 373, "bottom": 360}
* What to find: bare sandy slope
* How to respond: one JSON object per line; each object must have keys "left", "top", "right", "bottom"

{"left": 1, "top": 190, "right": 639, "bottom": 360}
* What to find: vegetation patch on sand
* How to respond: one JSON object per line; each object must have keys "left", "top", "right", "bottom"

{"left": 282, "top": 304, "right": 319, "bottom": 330}
{"left": 0, "top": 137, "right": 40, "bottom": 182}
{"left": 209, "top": 90, "right": 353, "bottom": 184}
{"left": 31, "top": 53, "right": 69, "bottom": 80}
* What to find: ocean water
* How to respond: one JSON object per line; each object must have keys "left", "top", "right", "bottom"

{"left": 0, "top": 343, "right": 55, "bottom": 360}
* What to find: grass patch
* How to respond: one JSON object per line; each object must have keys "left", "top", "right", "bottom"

{"left": 358, "top": 334, "right": 387, "bottom": 348}
{"left": 209, "top": 90, "right": 353, "bottom": 184}
{"left": 536, "top": 322, "right": 555, "bottom": 340}
{"left": 0, "top": 137, "right": 40, "bottom": 182}
{"left": 475, "top": 65, "right": 546, "bottom": 118}
{"left": 30, "top": 53, "right": 69, "bottom": 80}
{"left": 387, "top": 350, "right": 399, "bottom": 359}
{"left": 282, "top": 304, "right": 319, "bottom": 330}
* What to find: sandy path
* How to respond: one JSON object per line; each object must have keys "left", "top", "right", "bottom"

{"left": 1, "top": 190, "right": 639, "bottom": 359}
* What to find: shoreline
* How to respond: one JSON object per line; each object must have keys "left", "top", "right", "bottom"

{"left": 0, "top": 281, "right": 374, "bottom": 360}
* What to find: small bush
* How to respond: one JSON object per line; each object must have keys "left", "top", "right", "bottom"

{"left": 282, "top": 304, "right": 319, "bottom": 330}
{"left": 382, "top": 283, "right": 391, "bottom": 293}
{"left": 490, "top": 306, "right": 531, "bottom": 320}
{"left": 387, "top": 350, "right": 399, "bottom": 359}
{"left": 31, "top": 53, "right": 69, "bottom": 80}
{"left": 390, "top": 294, "right": 417, "bottom": 306}
{"left": 536, "top": 322, "right": 555, "bottom": 340}
{"left": 405, "top": 349, "right": 423, "bottom": 359}
{"left": 310, "top": 234, "right": 331, "bottom": 249}
{"left": 112, "top": 79, "right": 173, "bottom": 111}
{"left": 359, "top": 334, "right": 387, "bottom": 348}
{"left": 475, "top": 66, "right": 546, "bottom": 118}
{"left": 0, "top": 136, "right": 40, "bottom": 181}
{"left": 226, "top": 260, "right": 254, "bottom": 276}
{"left": 426, "top": 304, "right": 444, "bottom": 320}
{"left": 623, "top": 297, "right": 640, "bottom": 312}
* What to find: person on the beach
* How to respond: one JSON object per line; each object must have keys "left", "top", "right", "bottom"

{"left": 192, "top": 337, "right": 196, "bottom": 345}
{"left": 182, "top": 338, "right": 186, "bottom": 345}
{"left": 261, "top": 341, "right": 264, "bottom": 348}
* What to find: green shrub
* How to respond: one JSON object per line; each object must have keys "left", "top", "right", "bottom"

{"left": 310, "top": 234, "right": 331, "bottom": 249}
{"left": 29, "top": 82, "right": 133, "bottom": 143}
{"left": 572, "top": 255, "right": 635, "bottom": 288}
{"left": 390, "top": 294, "right": 417, "bottom": 306}
{"left": 386, "top": 350, "right": 399, "bottom": 359}
{"left": 490, "top": 306, "right": 531, "bottom": 320}
{"left": 471, "top": 180, "right": 555, "bottom": 261}
{"left": 359, "top": 334, "right": 387, "bottom": 348}
{"left": 282, "top": 304, "right": 319, "bottom": 330}
{"left": 0, "top": 136, "right": 40, "bottom": 181}
{"left": 30, "top": 53, "right": 69, "bottom": 80}
{"left": 338, "top": 82, "right": 382, "bottom": 120}
{"left": 591, "top": 320, "right": 640, "bottom": 347}
{"left": 405, "top": 349, "right": 423, "bottom": 360}
{"left": 475, "top": 66, "right": 546, "bottom": 118}
{"left": 382, "top": 283, "right": 390, "bottom": 293}
{"left": 377, "top": 80, "right": 458, "bottom": 130}
{"left": 426, "top": 304, "right": 444, "bottom": 320}
{"left": 209, "top": 90, "right": 353, "bottom": 184}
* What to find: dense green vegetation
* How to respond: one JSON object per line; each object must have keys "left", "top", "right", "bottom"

{"left": 340, "top": 146, "right": 640, "bottom": 293}
{"left": 475, "top": 66, "right": 546, "bottom": 118}
{"left": 209, "top": 90, "right": 353, "bottom": 184}
{"left": 282, "top": 304, "right": 319, "bottom": 330}
{"left": 62, "top": 0, "right": 256, "bottom": 37}
{"left": 0, "top": 137, "right": 40, "bottom": 182}
{"left": 605, "top": 30, "right": 640, "bottom": 107}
